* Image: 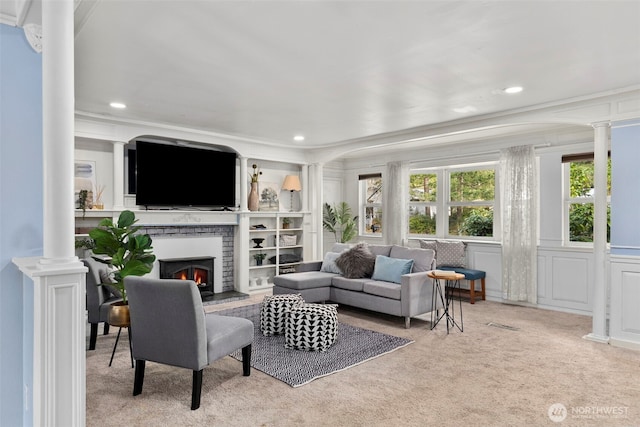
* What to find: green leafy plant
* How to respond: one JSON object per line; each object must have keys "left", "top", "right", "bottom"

{"left": 89, "top": 210, "right": 156, "bottom": 303}
{"left": 78, "top": 189, "right": 89, "bottom": 218}
{"left": 253, "top": 252, "right": 267, "bottom": 265}
{"left": 323, "top": 202, "right": 358, "bottom": 243}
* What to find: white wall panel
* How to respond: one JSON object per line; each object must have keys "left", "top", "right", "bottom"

{"left": 610, "top": 256, "right": 640, "bottom": 349}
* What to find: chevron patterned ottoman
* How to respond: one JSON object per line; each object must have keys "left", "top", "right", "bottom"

{"left": 260, "top": 294, "right": 304, "bottom": 336}
{"left": 284, "top": 303, "right": 338, "bottom": 352}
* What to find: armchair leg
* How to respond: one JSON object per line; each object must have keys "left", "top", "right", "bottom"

{"left": 103, "top": 323, "right": 110, "bottom": 335}
{"left": 192, "top": 370, "right": 203, "bottom": 410}
{"left": 242, "top": 344, "right": 252, "bottom": 376}
{"left": 89, "top": 323, "right": 98, "bottom": 350}
{"left": 133, "top": 360, "right": 145, "bottom": 396}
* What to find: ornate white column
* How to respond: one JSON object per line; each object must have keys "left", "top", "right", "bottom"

{"left": 301, "top": 164, "right": 309, "bottom": 212}
{"left": 584, "top": 121, "right": 610, "bottom": 343}
{"left": 239, "top": 156, "right": 248, "bottom": 211}
{"left": 112, "top": 141, "right": 126, "bottom": 209}
{"left": 309, "top": 163, "right": 324, "bottom": 260}
{"left": 12, "top": 1, "right": 87, "bottom": 426}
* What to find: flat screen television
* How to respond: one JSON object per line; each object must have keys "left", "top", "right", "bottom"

{"left": 135, "top": 141, "right": 237, "bottom": 209}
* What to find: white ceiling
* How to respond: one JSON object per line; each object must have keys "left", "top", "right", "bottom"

{"left": 5, "top": 1, "right": 640, "bottom": 150}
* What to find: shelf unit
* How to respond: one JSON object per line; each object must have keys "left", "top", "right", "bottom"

{"left": 247, "top": 212, "right": 305, "bottom": 292}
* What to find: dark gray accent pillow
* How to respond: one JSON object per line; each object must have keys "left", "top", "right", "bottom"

{"left": 335, "top": 242, "right": 376, "bottom": 279}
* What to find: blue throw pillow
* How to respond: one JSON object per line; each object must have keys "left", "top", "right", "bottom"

{"left": 371, "top": 255, "right": 414, "bottom": 284}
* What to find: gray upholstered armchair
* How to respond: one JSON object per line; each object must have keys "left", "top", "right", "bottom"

{"left": 125, "top": 276, "right": 254, "bottom": 410}
{"left": 83, "top": 257, "right": 121, "bottom": 350}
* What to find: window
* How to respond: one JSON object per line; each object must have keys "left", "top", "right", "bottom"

{"left": 408, "top": 172, "right": 437, "bottom": 235}
{"left": 563, "top": 154, "right": 611, "bottom": 243}
{"left": 447, "top": 168, "right": 495, "bottom": 237}
{"left": 360, "top": 174, "right": 382, "bottom": 235}
{"left": 408, "top": 165, "right": 496, "bottom": 239}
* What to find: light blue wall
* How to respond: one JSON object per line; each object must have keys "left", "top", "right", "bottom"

{"left": 610, "top": 120, "right": 640, "bottom": 256}
{"left": 0, "top": 23, "right": 43, "bottom": 427}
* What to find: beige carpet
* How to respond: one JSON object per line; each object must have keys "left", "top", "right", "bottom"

{"left": 87, "top": 294, "right": 640, "bottom": 426}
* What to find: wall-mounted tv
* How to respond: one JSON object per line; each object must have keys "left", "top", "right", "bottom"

{"left": 135, "top": 141, "right": 237, "bottom": 209}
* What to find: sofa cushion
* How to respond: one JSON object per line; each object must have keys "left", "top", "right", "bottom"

{"left": 335, "top": 242, "right": 376, "bottom": 278}
{"left": 436, "top": 240, "right": 467, "bottom": 267}
{"left": 371, "top": 255, "right": 414, "bottom": 284}
{"left": 363, "top": 280, "right": 401, "bottom": 300}
{"left": 331, "top": 276, "right": 368, "bottom": 292}
{"left": 320, "top": 252, "right": 343, "bottom": 274}
{"left": 272, "top": 271, "right": 336, "bottom": 290}
{"left": 368, "top": 244, "right": 392, "bottom": 257}
{"left": 389, "top": 245, "right": 435, "bottom": 273}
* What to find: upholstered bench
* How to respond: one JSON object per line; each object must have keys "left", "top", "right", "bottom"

{"left": 438, "top": 267, "right": 486, "bottom": 304}
{"left": 260, "top": 294, "right": 304, "bottom": 336}
{"left": 284, "top": 303, "right": 338, "bottom": 352}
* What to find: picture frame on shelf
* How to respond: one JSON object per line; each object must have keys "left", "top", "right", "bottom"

{"left": 259, "top": 181, "right": 280, "bottom": 211}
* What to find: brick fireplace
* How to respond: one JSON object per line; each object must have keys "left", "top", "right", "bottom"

{"left": 141, "top": 225, "right": 235, "bottom": 293}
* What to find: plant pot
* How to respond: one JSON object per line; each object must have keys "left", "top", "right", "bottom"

{"left": 256, "top": 258, "right": 263, "bottom": 266}
{"left": 108, "top": 301, "right": 130, "bottom": 327}
{"left": 282, "top": 223, "right": 290, "bottom": 229}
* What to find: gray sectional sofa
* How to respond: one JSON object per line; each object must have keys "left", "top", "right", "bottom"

{"left": 272, "top": 243, "right": 440, "bottom": 328}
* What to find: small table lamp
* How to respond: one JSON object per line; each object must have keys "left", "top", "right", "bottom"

{"left": 281, "top": 175, "right": 301, "bottom": 212}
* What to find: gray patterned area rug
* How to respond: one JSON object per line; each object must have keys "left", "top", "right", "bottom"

{"left": 216, "top": 303, "right": 413, "bottom": 387}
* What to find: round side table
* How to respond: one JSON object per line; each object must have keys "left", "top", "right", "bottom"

{"left": 427, "top": 270, "right": 465, "bottom": 333}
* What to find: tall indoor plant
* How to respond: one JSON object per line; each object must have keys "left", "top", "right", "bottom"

{"left": 89, "top": 210, "right": 155, "bottom": 324}
{"left": 323, "top": 202, "right": 358, "bottom": 243}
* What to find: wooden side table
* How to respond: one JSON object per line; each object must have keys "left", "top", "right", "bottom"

{"left": 427, "top": 270, "right": 465, "bottom": 333}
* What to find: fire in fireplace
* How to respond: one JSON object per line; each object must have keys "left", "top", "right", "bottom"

{"left": 159, "top": 257, "right": 215, "bottom": 300}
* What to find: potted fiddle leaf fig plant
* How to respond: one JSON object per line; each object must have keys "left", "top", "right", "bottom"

{"left": 89, "top": 210, "right": 156, "bottom": 326}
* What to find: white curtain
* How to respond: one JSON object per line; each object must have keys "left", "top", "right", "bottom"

{"left": 383, "top": 161, "right": 408, "bottom": 246}
{"left": 500, "top": 145, "right": 538, "bottom": 304}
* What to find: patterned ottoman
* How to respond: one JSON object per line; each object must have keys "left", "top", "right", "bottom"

{"left": 260, "top": 294, "right": 304, "bottom": 336}
{"left": 284, "top": 303, "right": 338, "bottom": 352}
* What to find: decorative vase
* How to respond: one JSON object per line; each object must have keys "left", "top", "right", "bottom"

{"left": 248, "top": 182, "right": 259, "bottom": 211}
{"left": 108, "top": 301, "right": 130, "bottom": 327}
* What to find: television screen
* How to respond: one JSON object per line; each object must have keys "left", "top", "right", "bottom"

{"left": 135, "top": 141, "right": 237, "bottom": 209}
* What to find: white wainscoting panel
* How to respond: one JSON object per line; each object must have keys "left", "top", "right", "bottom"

{"left": 467, "top": 243, "right": 502, "bottom": 300}
{"left": 610, "top": 255, "right": 640, "bottom": 350}
{"left": 537, "top": 248, "right": 594, "bottom": 314}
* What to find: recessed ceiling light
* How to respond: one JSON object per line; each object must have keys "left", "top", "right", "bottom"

{"left": 109, "top": 102, "right": 127, "bottom": 109}
{"left": 293, "top": 135, "right": 305, "bottom": 142}
{"left": 503, "top": 86, "right": 523, "bottom": 94}
{"left": 453, "top": 105, "right": 478, "bottom": 114}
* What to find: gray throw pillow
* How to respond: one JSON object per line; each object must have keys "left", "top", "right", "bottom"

{"left": 320, "top": 252, "right": 343, "bottom": 274}
{"left": 435, "top": 240, "right": 467, "bottom": 267}
{"left": 335, "top": 242, "right": 376, "bottom": 279}
{"left": 99, "top": 267, "right": 122, "bottom": 298}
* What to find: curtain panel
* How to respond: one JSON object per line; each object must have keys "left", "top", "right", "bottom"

{"left": 383, "top": 161, "right": 408, "bottom": 246}
{"left": 500, "top": 145, "right": 538, "bottom": 304}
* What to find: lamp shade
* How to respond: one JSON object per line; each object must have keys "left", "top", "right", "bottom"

{"left": 281, "top": 175, "right": 302, "bottom": 192}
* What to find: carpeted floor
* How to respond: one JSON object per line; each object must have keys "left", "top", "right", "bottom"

{"left": 86, "top": 293, "right": 640, "bottom": 426}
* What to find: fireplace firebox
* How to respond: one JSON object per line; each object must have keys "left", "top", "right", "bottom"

{"left": 159, "top": 257, "right": 215, "bottom": 300}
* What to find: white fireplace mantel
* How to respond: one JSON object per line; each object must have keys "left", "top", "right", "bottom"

{"left": 75, "top": 209, "right": 239, "bottom": 226}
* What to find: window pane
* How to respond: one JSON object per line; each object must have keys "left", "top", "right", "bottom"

{"left": 569, "top": 203, "right": 611, "bottom": 242}
{"left": 569, "top": 159, "right": 611, "bottom": 198}
{"left": 448, "top": 206, "right": 493, "bottom": 237}
{"left": 408, "top": 206, "right": 436, "bottom": 235}
{"left": 450, "top": 170, "right": 495, "bottom": 202}
{"left": 364, "top": 206, "right": 383, "bottom": 234}
{"left": 409, "top": 173, "right": 437, "bottom": 202}
{"left": 366, "top": 178, "right": 382, "bottom": 204}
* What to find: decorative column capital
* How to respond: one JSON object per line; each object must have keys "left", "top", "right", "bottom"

{"left": 23, "top": 23, "right": 42, "bottom": 53}
{"left": 591, "top": 121, "right": 611, "bottom": 129}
